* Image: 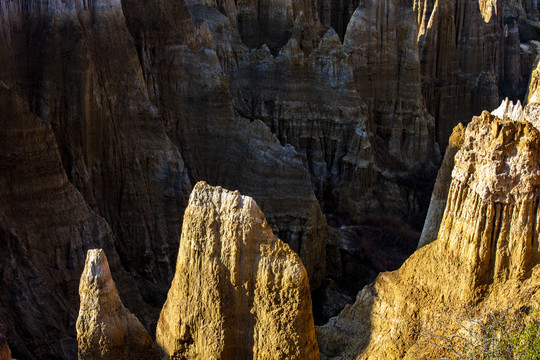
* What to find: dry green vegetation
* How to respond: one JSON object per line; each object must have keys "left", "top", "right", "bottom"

{"left": 419, "top": 307, "right": 540, "bottom": 359}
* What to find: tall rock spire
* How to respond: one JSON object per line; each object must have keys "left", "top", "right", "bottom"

{"left": 156, "top": 182, "right": 319, "bottom": 359}
{"left": 76, "top": 249, "right": 160, "bottom": 360}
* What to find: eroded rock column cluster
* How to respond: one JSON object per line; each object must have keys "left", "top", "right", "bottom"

{"left": 318, "top": 110, "right": 540, "bottom": 359}
{"left": 2, "top": 0, "right": 540, "bottom": 358}
{"left": 77, "top": 183, "right": 319, "bottom": 360}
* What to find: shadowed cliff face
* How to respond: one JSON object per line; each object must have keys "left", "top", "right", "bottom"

{"left": 414, "top": 0, "right": 504, "bottom": 148}
{"left": 0, "top": 83, "right": 149, "bottom": 360}
{"left": 345, "top": 0, "right": 437, "bottom": 169}
{"left": 0, "top": 0, "right": 327, "bottom": 300}
{"left": 317, "top": 111, "right": 540, "bottom": 359}
{"left": 189, "top": 0, "right": 439, "bottom": 226}
{"left": 226, "top": 30, "right": 373, "bottom": 210}
{"left": 0, "top": 6, "right": 329, "bottom": 357}
{"left": 119, "top": 0, "right": 328, "bottom": 289}
{"left": 318, "top": 0, "right": 358, "bottom": 40}
{"left": 183, "top": 0, "right": 441, "bottom": 318}
{"left": 234, "top": 0, "right": 323, "bottom": 52}
{"left": 0, "top": 0, "right": 193, "bottom": 303}
{"left": 503, "top": 0, "right": 540, "bottom": 22}
{"left": 336, "top": 0, "right": 439, "bottom": 228}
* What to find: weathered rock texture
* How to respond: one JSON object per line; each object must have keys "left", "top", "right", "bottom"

{"left": 184, "top": 0, "right": 441, "bottom": 312}
{"left": 234, "top": 0, "right": 323, "bottom": 51}
{"left": 417, "top": 0, "right": 540, "bottom": 252}
{"left": 119, "top": 0, "right": 441, "bottom": 313}
{"left": 0, "top": 83, "right": 148, "bottom": 359}
{"left": 7, "top": 0, "right": 536, "bottom": 357}
{"left": 0, "top": 0, "right": 193, "bottom": 303}
{"left": 414, "top": 0, "right": 538, "bottom": 147}
{"left": 156, "top": 182, "right": 319, "bottom": 360}
{"left": 331, "top": 0, "right": 439, "bottom": 228}
{"left": 418, "top": 93, "right": 540, "bottom": 250}
{"left": 527, "top": 57, "right": 540, "bottom": 103}
{"left": 318, "top": 111, "right": 540, "bottom": 359}
{"left": 192, "top": 0, "right": 439, "bottom": 227}
{"left": 0, "top": 325, "right": 11, "bottom": 360}
{"left": 346, "top": 0, "right": 436, "bottom": 168}
{"left": 318, "top": 0, "right": 358, "bottom": 39}
{"left": 0, "top": 0, "right": 327, "bottom": 332}
{"left": 415, "top": 0, "right": 503, "bottom": 148}
{"left": 77, "top": 249, "right": 160, "bottom": 360}
{"left": 491, "top": 95, "right": 540, "bottom": 129}
{"left": 120, "top": 0, "right": 328, "bottom": 289}
{"left": 417, "top": 122, "right": 465, "bottom": 248}
{"left": 226, "top": 29, "right": 374, "bottom": 210}
{"left": 503, "top": 0, "right": 540, "bottom": 21}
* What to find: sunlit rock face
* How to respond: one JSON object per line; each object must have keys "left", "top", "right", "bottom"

{"left": 156, "top": 182, "right": 319, "bottom": 360}
{"left": 420, "top": 67, "right": 540, "bottom": 250}
{"left": 77, "top": 249, "right": 160, "bottom": 360}
{"left": 318, "top": 110, "right": 540, "bottom": 359}
{"left": 527, "top": 59, "right": 540, "bottom": 105}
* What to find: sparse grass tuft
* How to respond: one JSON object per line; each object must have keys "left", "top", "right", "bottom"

{"left": 418, "top": 306, "right": 540, "bottom": 360}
